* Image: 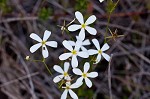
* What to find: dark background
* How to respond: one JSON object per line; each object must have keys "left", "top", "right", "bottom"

{"left": 0, "top": 0, "right": 150, "bottom": 99}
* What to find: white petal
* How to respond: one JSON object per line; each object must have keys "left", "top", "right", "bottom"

{"left": 87, "top": 72, "right": 98, "bottom": 78}
{"left": 30, "top": 43, "right": 42, "bottom": 53}
{"left": 68, "top": 24, "right": 81, "bottom": 31}
{"left": 71, "top": 55, "right": 78, "bottom": 67}
{"left": 75, "top": 77, "right": 84, "bottom": 87}
{"left": 42, "top": 45, "right": 49, "bottom": 58}
{"left": 64, "top": 75, "right": 71, "bottom": 80}
{"left": 70, "top": 81, "right": 83, "bottom": 89}
{"left": 74, "top": 41, "right": 82, "bottom": 51}
{"left": 95, "top": 54, "right": 101, "bottom": 64}
{"left": 53, "top": 75, "right": 64, "bottom": 83}
{"left": 73, "top": 68, "right": 82, "bottom": 75}
{"left": 68, "top": 41, "right": 76, "bottom": 46}
{"left": 92, "top": 39, "right": 100, "bottom": 50}
{"left": 69, "top": 90, "right": 78, "bottom": 99}
{"left": 78, "top": 28, "right": 85, "bottom": 40}
{"left": 46, "top": 41, "right": 57, "bottom": 48}
{"left": 81, "top": 46, "right": 88, "bottom": 51}
{"left": 75, "top": 11, "right": 84, "bottom": 24}
{"left": 59, "top": 53, "right": 72, "bottom": 60}
{"left": 85, "top": 78, "right": 92, "bottom": 88}
{"left": 61, "top": 90, "right": 68, "bottom": 99}
{"left": 43, "top": 30, "right": 51, "bottom": 41}
{"left": 99, "top": 0, "right": 104, "bottom": 3}
{"left": 84, "top": 62, "right": 90, "bottom": 73}
{"left": 30, "top": 33, "right": 42, "bottom": 42}
{"left": 85, "top": 26, "right": 97, "bottom": 35}
{"left": 76, "top": 36, "right": 82, "bottom": 41}
{"left": 64, "top": 62, "right": 70, "bottom": 72}
{"left": 53, "top": 65, "right": 64, "bottom": 73}
{"left": 102, "top": 53, "right": 110, "bottom": 61}
{"left": 77, "top": 52, "right": 89, "bottom": 58}
{"left": 63, "top": 40, "right": 73, "bottom": 51}
{"left": 85, "top": 15, "right": 96, "bottom": 25}
{"left": 101, "top": 43, "right": 110, "bottom": 51}
{"left": 82, "top": 39, "right": 91, "bottom": 45}
{"left": 88, "top": 49, "right": 98, "bottom": 55}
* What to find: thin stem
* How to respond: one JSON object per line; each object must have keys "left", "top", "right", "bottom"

{"left": 43, "top": 61, "right": 53, "bottom": 76}
{"left": 104, "top": 12, "right": 111, "bottom": 43}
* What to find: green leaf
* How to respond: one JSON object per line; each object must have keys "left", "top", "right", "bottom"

{"left": 38, "top": 7, "right": 52, "bottom": 21}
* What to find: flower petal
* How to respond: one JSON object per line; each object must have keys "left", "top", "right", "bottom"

{"left": 73, "top": 68, "right": 82, "bottom": 75}
{"left": 75, "top": 11, "right": 84, "bottom": 24}
{"left": 85, "top": 78, "right": 92, "bottom": 88}
{"left": 53, "top": 65, "right": 64, "bottom": 73}
{"left": 71, "top": 55, "right": 78, "bottom": 67}
{"left": 78, "top": 28, "right": 85, "bottom": 40}
{"left": 68, "top": 24, "right": 81, "bottom": 31}
{"left": 30, "top": 33, "right": 42, "bottom": 42}
{"left": 87, "top": 72, "right": 98, "bottom": 78}
{"left": 77, "top": 52, "right": 89, "bottom": 58}
{"left": 85, "top": 26, "right": 97, "bottom": 35}
{"left": 99, "top": 0, "right": 105, "bottom": 3}
{"left": 101, "top": 43, "right": 110, "bottom": 51}
{"left": 92, "top": 39, "right": 100, "bottom": 50}
{"left": 88, "top": 49, "right": 98, "bottom": 55}
{"left": 53, "top": 75, "right": 64, "bottom": 83}
{"left": 84, "top": 62, "right": 90, "bottom": 73}
{"left": 63, "top": 40, "right": 73, "bottom": 51}
{"left": 83, "top": 39, "right": 91, "bottom": 45}
{"left": 42, "top": 45, "right": 49, "bottom": 58}
{"left": 70, "top": 81, "right": 83, "bottom": 89}
{"left": 69, "top": 90, "right": 78, "bottom": 99}
{"left": 95, "top": 54, "right": 101, "bottom": 64}
{"left": 46, "top": 41, "right": 57, "bottom": 48}
{"left": 30, "top": 43, "right": 42, "bottom": 53}
{"left": 74, "top": 41, "right": 82, "bottom": 51}
{"left": 64, "top": 62, "right": 70, "bottom": 72}
{"left": 85, "top": 15, "right": 96, "bottom": 25}
{"left": 59, "top": 53, "right": 72, "bottom": 60}
{"left": 68, "top": 41, "right": 76, "bottom": 46}
{"left": 75, "top": 77, "right": 84, "bottom": 87}
{"left": 102, "top": 53, "right": 110, "bottom": 61}
{"left": 43, "top": 30, "right": 51, "bottom": 41}
{"left": 61, "top": 90, "right": 68, "bottom": 99}
{"left": 81, "top": 46, "right": 88, "bottom": 51}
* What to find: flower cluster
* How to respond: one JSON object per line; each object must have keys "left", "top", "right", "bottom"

{"left": 29, "top": 10, "right": 110, "bottom": 99}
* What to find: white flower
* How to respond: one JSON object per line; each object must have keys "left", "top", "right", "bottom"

{"left": 99, "top": 0, "right": 105, "bottom": 3}
{"left": 88, "top": 39, "right": 110, "bottom": 63}
{"left": 30, "top": 30, "right": 58, "bottom": 58}
{"left": 68, "top": 11, "right": 97, "bottom": 40}
{"left": 61, "top": 82, "right": 83, "bottom": 99}
{"left": 53, "top": 62, "right": 70, "bottom": 83}
{"left": 73, "top": 62, "right": 98, "bottom": 88}
{"left": 59, "top": 40, "right": 89, "bottom": 67}
{"left": 68, "top": 36, "right": 91, "bottom": 51}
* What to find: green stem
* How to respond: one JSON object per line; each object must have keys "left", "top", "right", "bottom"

{"left": 43, "top": 61, "right": 53, "bottom": 76}
{"left": 104, "top": 12, "right": 111, "bottom": 43}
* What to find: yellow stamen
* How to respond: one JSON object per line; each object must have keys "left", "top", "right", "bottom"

{"left": 41, "top": 40, "right": 46, "bottom": 45}
{"left": 81, "top": 24, "right": 86, "bottom": 28}
{"left": 66, "top": 86, "right": 70, "bottom": 90}
{"left": 72, "top": 50, "right": 77, "bottom": 55}
{"left": 82, "top": 73, "right": 87, "bottom": 78}
{"left": 98, "top": 50, "right": 102, "bottom": 54}
{"left": 64, "top": 72, "right": 68, "bottom": 76}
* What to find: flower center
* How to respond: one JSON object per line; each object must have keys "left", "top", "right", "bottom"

{"left": 41, "top": 40, "right": 46, "bottom": 45}
{"left": 63, "top": 72, "right": 68, "bottom": 76}
{"left": 66, "top": 86, "right": 70, "bottom": 90}
{"left": 98, "top": 50, "right": 102, "bottom": 54}
{"left": 71, "top": 50, "right": 77, "bottom": 55}
{"left": 82, "top": 73, "right": 87, "bottom": 78}
{"left": 81, "top": 24, "right": 86, "bottom": 28}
